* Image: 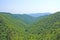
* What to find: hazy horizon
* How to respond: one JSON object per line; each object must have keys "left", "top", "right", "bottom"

{"left": 0, "top": 0, "right": 60, "bottom": 14}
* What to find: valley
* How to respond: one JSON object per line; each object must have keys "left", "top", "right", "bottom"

{"left": 0, "top": 12, "right": 60, "bottom": 40}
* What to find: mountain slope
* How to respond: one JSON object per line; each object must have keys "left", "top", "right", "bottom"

{"left": 0, "top": 12, "right": 60, "bottom": 40}
{"left": 0, "top": 12, "right": 27, "bottom": 40}
{"left": 13, "top": 14, "right": 36, "bottom": 24}
{"left": 28, "top": 12, "right": 60, "bottom": 40}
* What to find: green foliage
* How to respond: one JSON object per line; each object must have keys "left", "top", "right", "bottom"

{"left": 28, "top": 12, "right": 60, "bottom": 40}
{"left": 0, "top": 16, "right": 8, "bottom": 40}
{"left": 0, "top": 12, "right": 60, "bottom": 40}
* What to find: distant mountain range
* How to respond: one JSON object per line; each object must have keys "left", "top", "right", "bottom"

{"left": 12, "top": 13, "right": 51, "bottom": 24}
{"left": 27, "top": 13, "right": 51, "bottom": 17}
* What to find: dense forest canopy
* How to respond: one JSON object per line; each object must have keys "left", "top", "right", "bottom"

{"left": 0, "top": 12, "right": 60, "bottom": 40}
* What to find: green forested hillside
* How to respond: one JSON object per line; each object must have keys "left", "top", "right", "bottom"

{"left": 0, "top": 13, "right": 27, "bottom": 40}
{"left": 13, "top": 14, "right": 36, "bottom": 24}
{"left": 0, "top": 12, "right": 60, "bottom": 40}
{"left": 29, "top": 12, "right": 60, "bottom": 40}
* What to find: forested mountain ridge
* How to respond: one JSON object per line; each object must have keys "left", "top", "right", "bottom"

{"left": 12, "top": 14, "right": 36, "bottom": 24}
{"left": 28, "top": 12, "right": 60, "bottom": 40}
{"left": 0, "top": 13, "right": 28, "bottom": 40}
{"left": 0, "top": 12, "right": 60, "bottom": 40}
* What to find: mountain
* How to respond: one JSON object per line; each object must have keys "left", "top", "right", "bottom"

{"left": 12, "top": 13, "right": 51, "bottom": 24}
{"left": 28, "top": 12, "right": 60, "bottom": 40}
{"left": 0, "top": 12, "right": 28, "bottom": 40}
{"left": 12, "top": 14, "right": 36, "bottom": 24}
{"left": 0, "top": 12, "right": 60, "bottom": 40}
{"left": 27, "top": 13, "right": 51, "bottom": 17}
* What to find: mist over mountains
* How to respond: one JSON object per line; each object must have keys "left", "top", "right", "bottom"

{"left": 27, "top": 13, "right": 51, "bottom": 17}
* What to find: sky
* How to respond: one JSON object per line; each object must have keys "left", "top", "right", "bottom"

{"left": 0, "top": 0, "right": 60, "bottom": 14}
